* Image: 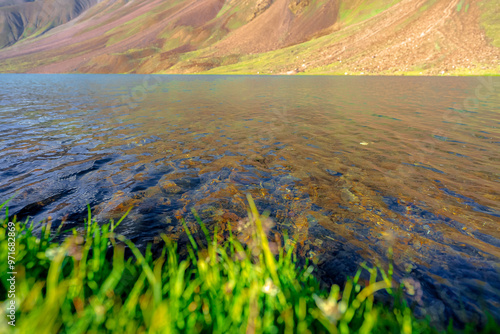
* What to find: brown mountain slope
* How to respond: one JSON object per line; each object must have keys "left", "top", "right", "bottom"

{"left": 277, "top": 0, "right": 500, "bottom": 75}
{"left": 197, "top": 0, "right": 499, "bottom": 75}
{"left": 0, "top": 0, "right": 498, "bottom": 74}
{"left": 212, "top": 0, "right": 339, "bottom": 55}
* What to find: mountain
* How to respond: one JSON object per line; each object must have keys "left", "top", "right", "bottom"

{"left": 0, "top": 0, "right": 498, "bottom": 74}
{"left": 0, "top": 0, "right": 99, "bottom": 48}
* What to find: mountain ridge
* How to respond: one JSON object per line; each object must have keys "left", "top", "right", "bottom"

{"left": 0, "top": 0, "right": 498, "bottom": 74}
{"left": 0, "top": 0, "right": 100, "bottom": 48}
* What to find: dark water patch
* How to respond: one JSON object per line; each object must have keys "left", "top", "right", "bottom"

{"left": 446, "top": 151, "right": 468, "bottom": 158}
{"left": 383, "top": 197, "right": 465, "bottom": 231}
{"left": 401, "top": 162, "right": 445, "bottom": 174}
{"left": 432, "top": 135, "right": 467, "bottom": 143}
{"left": 325, "top": 169, "right": 343, "bottom": 177}
{"left": 13, "top": 188, "right": 76, "bottom": 221}
{"left": 435, "top": 180, "right": 500, "bottom": 218}
{"left": 371, "top": 113, "right": 401, "bottom": 121}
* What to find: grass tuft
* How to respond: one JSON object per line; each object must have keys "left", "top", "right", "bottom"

{"left": 0, "top": 198, "right": 498, "bottom": 333}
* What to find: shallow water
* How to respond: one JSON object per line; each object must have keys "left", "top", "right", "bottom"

{"left": 1, "top": 74, "right": 499, "bottom": 325}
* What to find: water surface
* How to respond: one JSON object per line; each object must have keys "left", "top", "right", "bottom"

{"left": 1, "top": 74, "right": 499, "bottom": 325}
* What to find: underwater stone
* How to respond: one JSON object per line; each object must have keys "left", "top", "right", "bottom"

{"left": 341, "top": 188, "right": 359, "bottom": 203}
{"left": 158, "top": 178, "right": 182, "bottom": 194}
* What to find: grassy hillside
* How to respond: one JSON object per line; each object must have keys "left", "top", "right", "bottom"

{"left": 0, "top": 0, "right": 498, "bottom": 74}
{"left": 479, "top": 0, "right": 500, "bottom": 48}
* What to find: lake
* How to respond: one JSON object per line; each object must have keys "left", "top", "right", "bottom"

{"left": 1, "top": 74, "right": 499, "bottom": 325}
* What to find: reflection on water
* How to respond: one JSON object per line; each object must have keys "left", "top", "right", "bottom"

{"left": 1, "top": 74, "right": 499, "bottom": 325}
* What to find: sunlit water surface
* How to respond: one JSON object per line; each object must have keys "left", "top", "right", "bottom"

{"left": 1, "top": 74, "right": 499, "bottom": 325}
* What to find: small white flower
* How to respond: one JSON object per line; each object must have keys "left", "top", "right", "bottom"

{"left": 313, "top": 294, "right": 345, "bottom": 324}
{"left": 45, "top": 247, "right": 64, "bottom": 260}
{"left": 262, "top": 278, "right": 279, "bottom": 296}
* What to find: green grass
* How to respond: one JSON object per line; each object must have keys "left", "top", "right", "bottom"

{"left": 338, "top": 0, "right": 402, "bottom": 26}
{"left": 479, "top": 0, "right": 500, "bottom": 48}
{"left": 0, "top": 197, "right": 498, "bottom": 333}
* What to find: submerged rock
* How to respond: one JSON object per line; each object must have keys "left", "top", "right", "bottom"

{"left": 341, "top": 188, "right": 359, "bottom": 203}
{"left": 158, "top": 178, "right": 182, "bottom": 194}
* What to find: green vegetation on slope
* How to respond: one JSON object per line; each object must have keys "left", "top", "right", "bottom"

{"left": 479, "top": 0, "right": 500, "bottom": 48}
{"left": 338, "top": 0, "right": 402, "bottom": 26}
